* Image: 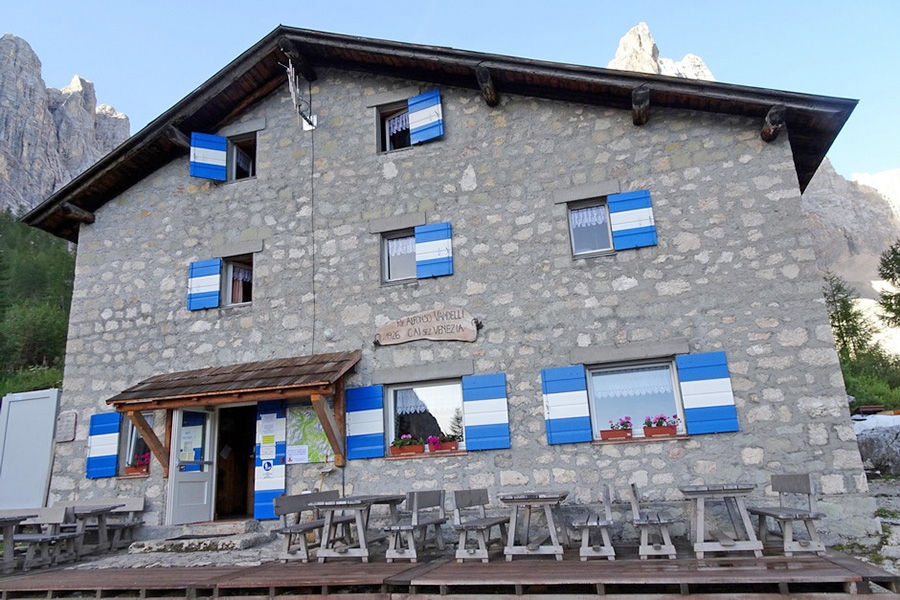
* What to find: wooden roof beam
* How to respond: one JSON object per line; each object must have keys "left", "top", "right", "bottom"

{"left": 476, "top": 65, "right": 500, "bottom": 107}
{"left": 761, "top": 104, "right": 786, "bottom": 142}
{"left": 310, "top": 393, "right": 346, "bottom": 468}
{"left": 165, "top": 126, "right": 191, "bottom": 150}
{"left": 58, "top": 202, "right": 95, "bottom": 224}
{"left": 278, "top": 37, "right": 317, "bottom": 82}
{"left": 632, "top": 86, "right": 650, "bottom": 126}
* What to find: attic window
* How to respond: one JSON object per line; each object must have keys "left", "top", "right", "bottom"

{"left": 379, "top": 103, "right": 411, "bottom": 152}
{"left": 375, "top": 90, "right": 443, "bottom": 153}
{"left": 189, "top": 131, "right": 257, "bottom": 182}
{"left": 229, "top": 134, "right": 256, "bottom": 181}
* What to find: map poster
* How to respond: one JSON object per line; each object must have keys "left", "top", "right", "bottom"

{"left": 286, "top": 405, "right": 330, "bottom": 463}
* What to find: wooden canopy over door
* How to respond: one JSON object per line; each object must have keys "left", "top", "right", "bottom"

{"left": 105, "top": 350, "right": 362, "bottom": 474}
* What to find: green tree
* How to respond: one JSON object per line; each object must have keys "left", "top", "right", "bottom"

{"left": 822, "top": 270, "right": 874, "bottom": 360}
{"left": 878, "top": 240, "right": 900, "bottom": 327}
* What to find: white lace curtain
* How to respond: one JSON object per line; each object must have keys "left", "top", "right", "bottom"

{"left": 387, "top": 236, "right": 415, "bottom": 257}
{"left": 388, "top": 112, "right": 409, "bottom": 135}
{"left": 592, "top": 366, "right": 673, "bottom": 398}
{"left": 570, "top": 205, "right": 607, "bottom": 229}
{"left": 395, "top": 388, "right": 428, "bottom": 415}
{"left": 232, "top": 266, "right": 252, "bottom": 282}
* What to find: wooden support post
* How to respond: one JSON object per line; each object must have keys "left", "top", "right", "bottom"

{"left": 476, "top": 65, "right": 500, "bottom": 107}
{"left": 311, "top": 394, "right": 346, "bottom": 467}
{"left": 58, "top": 203, "right": 95, "bottom": 224}
{"left": 125, "top": 411, "right": 169, "bottom": 472}
{"left": 632, "top": 86, "right": 650, "bottom": 126}
{"left": 164, "top": 409, "right": 173, "bottom": 479}
{"left": 761, "top": 104, "right": 786, "bottom": 142}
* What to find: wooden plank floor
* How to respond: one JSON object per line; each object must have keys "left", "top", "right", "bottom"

{"left": 0, "top": 550, "right": 895, "bottom": 598}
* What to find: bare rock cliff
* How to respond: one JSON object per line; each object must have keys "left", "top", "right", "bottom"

{"left": 0, "top": 33, "right": 129, "bottom": 214}
{"left": 607, "top": 22, "right": 715, "bottom": 80}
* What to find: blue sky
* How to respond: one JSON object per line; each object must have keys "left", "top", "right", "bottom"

{"left": 4, "top": 0, "right": 897, "bottom": 178}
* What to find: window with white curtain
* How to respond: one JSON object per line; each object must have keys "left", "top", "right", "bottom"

{"left": 382, "top": 230, "right": 416, "bottom": 282}
{"left": 224, "top": 254, "right": 253, "bottom": 305}
{"left": 387, "top": 380, "right": 464, "bottom": 448}
{"left": 568, "top": 200, "right": 613, "bottom": 256}
{"left": 588, "top": 362, "right": 684, "bottom": 438}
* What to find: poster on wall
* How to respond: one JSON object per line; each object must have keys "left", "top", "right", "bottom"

{"left": 286, "top": 405, "right": 330, "bottom": 464}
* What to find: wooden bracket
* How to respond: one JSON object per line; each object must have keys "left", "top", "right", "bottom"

{"left": 761, "top": 105, "right": 786, "bottom": 142}
{"left": 165, "top": 126, "right": 191, "bottom": 150}
{"left": 476, "top": 65, "right": 500, "bottom": 107}
{"left": 125, "top": 410, "right": 169, "bottom": 473}
{"left": 58, "top": 203, "right": 95, "bottom": 224}
{"left": 632, "top": 86, "right": 650, "bottom": 126}
{"left": 311, "top": 394, "right": 346, "bottom": 467}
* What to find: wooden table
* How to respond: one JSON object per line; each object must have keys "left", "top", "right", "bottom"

{"left": 72, "top": 504, "right": 125, "bottom": 557}
{"left": 312, "top": 494, "right": 406, "bottom": 563}
{"left": 499, "top": 491, "right": 569, "bottom": 561}
{"left": 679, "top": 483, "right": 763, "bottom": 559}
{"left": 0, "top": 513, "right": 37, "bottom": 573}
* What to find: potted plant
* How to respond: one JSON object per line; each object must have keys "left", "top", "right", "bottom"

{"left": 600, "top": 416, "right": 633, "bottom": 440}
{"left": 125, "top": 451, "right": 150, "bottom": 475}
{"left": 643, "top": 414, "right": 681, "bottom": 437}
{"left": 427, "top": 433, "right": 460, "bottom": 452}
{"left": 389, "top": 434, "right": 424, "bottom": 455}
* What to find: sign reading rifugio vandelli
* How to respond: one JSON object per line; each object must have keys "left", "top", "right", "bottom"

{"left": 375, "top": 308, "right": 480, "bottom": 346}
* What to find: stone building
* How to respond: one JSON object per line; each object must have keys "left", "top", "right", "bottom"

{"left": 24, "top": 26, "right": 877, "bottom": 544}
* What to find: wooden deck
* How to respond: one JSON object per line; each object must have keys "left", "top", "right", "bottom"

{"left": 0, "top": 549, "right": 896, "bottom": 598}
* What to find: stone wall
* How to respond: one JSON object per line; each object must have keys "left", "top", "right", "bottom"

{"left": 53, "top": 68, "right": 878, "bottom": 544}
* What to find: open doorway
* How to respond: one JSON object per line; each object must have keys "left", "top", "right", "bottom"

{"left": 215, "top": 404, "right": 257, "bottom": 519}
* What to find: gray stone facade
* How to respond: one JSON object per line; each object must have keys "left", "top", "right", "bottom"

{"left": 52, "top": 67, "right": 878, "bottom": 545}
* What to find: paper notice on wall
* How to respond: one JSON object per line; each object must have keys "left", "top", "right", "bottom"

{"left": 259, "top": 444, "right": 276, "bottom": 460}
{"left": 286, "top": 445, "right": 309, "bottom": 464}
{"left": 260, "top": 413, "right": 277, "bottom": 444}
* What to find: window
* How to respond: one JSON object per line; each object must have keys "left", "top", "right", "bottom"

{"left": 387, "top": 380, "right": 465, "bottom": 449}
{"left": 224, "top": 254, "right": 253, "bottom": 305}
{"left": 375, "top": 89, "right": 443, "bottom": 153}
{"left": 382, "top": 231, "right": 416, "bottom": 282}
{"left": 189, "top": 131, "right": 257, "bottom": 182}
{"left": 569, "top": 200, "right": 613, "bottom": 256}
{"left": 587, "top": 362, "right": 683, "bottom": 439}
{"left": 228, "top": 133, "right": 256, "bottom": 181}
{"left": 121, "top": 413, "right": 153, "bottom": 474}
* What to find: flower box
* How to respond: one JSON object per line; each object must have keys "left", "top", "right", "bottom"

{"left": 599, "top": 429, "right": 633, "bottom": 441}
{"left": 389, "top": 444, "right": 424, "bottom": 455}
{"left": 428, "top": 441, "right": 459, "bottom": 452}
{"left": 124, "top": 465, "right": 149, "bottom": 475}
{"left": 643, "top": 425, "right": 677, "bottom": 438}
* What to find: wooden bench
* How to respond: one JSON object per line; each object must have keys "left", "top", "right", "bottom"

{"left": 0, "top": 507, "right": 81, "bottom": 571}
{"left": 55, "top": 497, "right": 144, "bottom": 551}
{"left": 628, "top": 483, "right": 677, "bottom": 559}
{"left": 384, "top": 490, "right": 447, "bottom": 563}
{"left": 747, "top": 473, "right": 826, "bottom": 556}
{"left": 452, "top": 488, "right": 508, "bottom": 563}
{"left": 273, "top": 491, "right": 354, "bottom": 563}
{"left": 570, "top": 484, "right": 616, "bottom": 561}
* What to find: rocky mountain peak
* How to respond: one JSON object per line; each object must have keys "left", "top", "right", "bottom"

{"left": 607, "top": 22, "right": 715, "bottom": 81}
{"left": 0, "top": 33, "right": 129, "bottom": 215}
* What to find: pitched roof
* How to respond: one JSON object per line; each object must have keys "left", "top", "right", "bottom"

{"left": 105, "top": 350, "right": 361, "bottom": 411}
{"left": 23, "top": 26, "right": 857, "bottom": 242}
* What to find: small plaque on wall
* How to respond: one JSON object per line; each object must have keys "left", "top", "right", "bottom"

{"left": 55, "top": 411, "right": 77, "bottom": 443}
{"left": 375, "top": 308, "right": 479, "bottom": 346}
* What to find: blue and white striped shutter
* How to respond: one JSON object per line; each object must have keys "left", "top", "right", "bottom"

{"left": 346, "top": 386, "right": 385, "bottom": 460}
{"left": 676, "top": 351, "right": 740, "bottom": 435}
{"left": 608, "top": 190, "right": 657, "bottom": 250}
{"left": 189, "top": 133, "right": 227, "bottom": 181}
{"left": 415, "top": 222, "right": 453, "bottom": 278}
{"left": 86, "top": 412, "right": 121, "bottom": 478}
{"left": 541, "top": 366, "right": 593, "bottom": 445}
{"left": 408, "top": 90, "right": 443, "bottom": 145}
{"left": 187, "top": 258, "right": 222, "bottom": 310}
{"left": 254, "top": 401, "right": 286, "bottom": 520}
{"left": 462, "top": 374, "right": 510, "bottom": 451}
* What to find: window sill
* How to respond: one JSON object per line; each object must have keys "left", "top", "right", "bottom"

{"left": 222, "top": 176, "right": 258, "bottom": 185}
{"left": 592, "top": 434, "right": 688, "bottom": 445}
{"left": 381, "top": 278, "right": 418, "bottom": 288}
{"left": 378, "top": 146, "right": 416, "bottom": 156}
{"left": 572, "top": 249, "right": 616, "bottom": 260}
{"left": 117, "top": 473, "right": 150, "bottom": 479}
{"left": 385, "top": 450, "right": 467, "bottom": 460}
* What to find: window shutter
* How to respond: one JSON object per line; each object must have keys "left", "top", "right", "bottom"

{"left": 187, "top": 258, "right": 222, "bottom": 310}
{"left": 189, "top": 132, "right": 227, "bottom": 181}
{"left": 86, "top": 412, "right": 121, "bottom": 479}
{"left": 608, "top": 190, "right": 657, "bottom": 250}
{"left": 346, "top": 385, "right": 385, "bottom": 459}
{"left": 541, "top": 366, "right": 592, "bottom": 445}
{"left": 408, "top": 89, "right": 443, "bottom": 145}
{"left": 415, "top": 222, "right": 453, "bottom": 278}
{"left": 677, "top": 351, "right": 740, "bottom": 434}
{"left": 253, "top": 401, "right": 286, "bottom": 520}
{"left": 462, "top": 374, "right": 510, "bottom": 451}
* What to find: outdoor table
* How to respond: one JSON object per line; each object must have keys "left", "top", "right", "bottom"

{"left": 72, "top": 503, "right": 125, "bottom": 557}
{"left": 0, "top": 513, "right": 37, "bottom": 574}
{"left": 679, "top": 483, "right": 763, "bottom": 559}
{"left": 498, "top": 491, "right": 569, "bottom": 561}
{"left": 312, "top": 494, "right": 406, "bottom": 563}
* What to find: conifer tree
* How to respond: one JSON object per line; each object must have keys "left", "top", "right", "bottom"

{"left": 878, "top": 240, "right": 900, "bottom": 327}
{"left": 823, "top": 270, "right": 874, "bottom": 360}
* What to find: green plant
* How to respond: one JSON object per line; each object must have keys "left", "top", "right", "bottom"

{"left": 644, "top": 414, "right": 681, "bottom": 428}
{"left": 390, "top": 434, "right": 422, "bottom": 448}
{"left": 608, "top": 416, "right": 632, "bottom": 430}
